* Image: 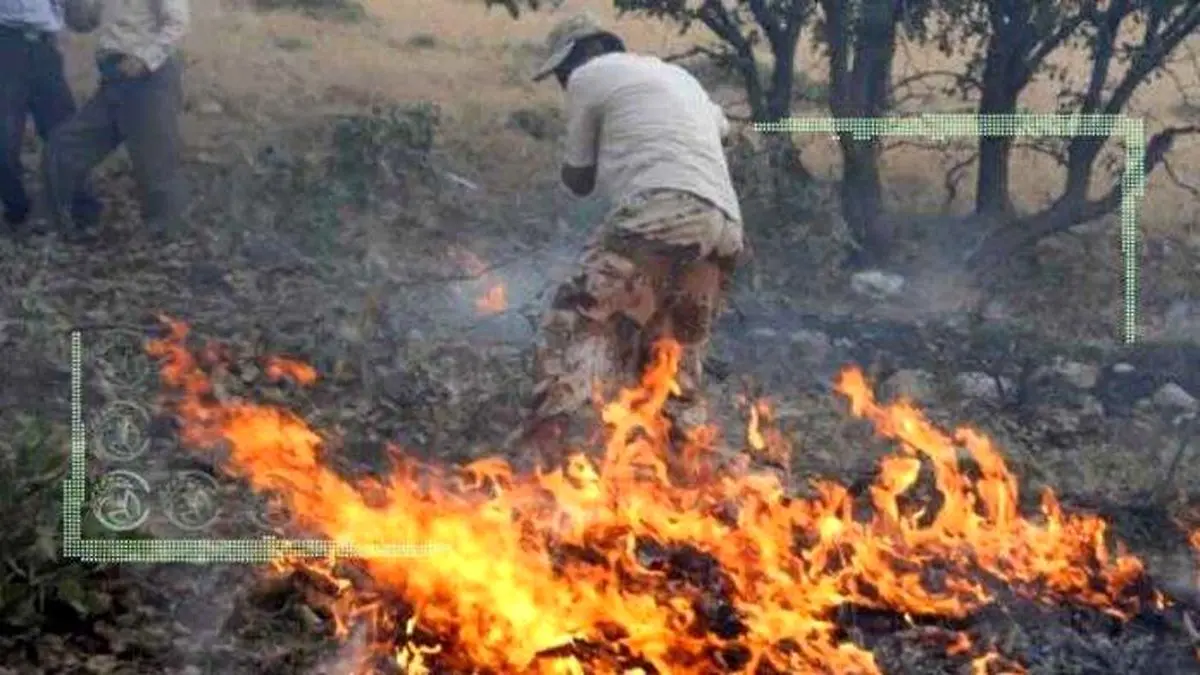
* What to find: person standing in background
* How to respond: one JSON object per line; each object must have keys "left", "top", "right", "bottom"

{"left": 43, "top": 0, "right": 188, "bottom": 241}
{"left": 0, "top": 0, "right": 100, "bottom": 234}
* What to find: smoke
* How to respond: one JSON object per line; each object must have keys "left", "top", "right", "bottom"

{"left": 309, "top": 624, "right": 370, "bottom": 675}
{"left": 454, "top": 241, "right": 579, "bottom": 344}
{"left": 140, "top": 563, "right": 257, "bottom": 674}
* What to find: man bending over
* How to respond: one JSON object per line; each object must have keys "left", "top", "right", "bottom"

{"left": 519, "top": 13, "right": 745, "bottom": 467}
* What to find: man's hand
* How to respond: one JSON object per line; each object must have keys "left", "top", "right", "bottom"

{"left": 118, "top": 56, "right": 149, "bottom": 78}
{"left": 560, "top": 164, "right": 596, "bottom": 196}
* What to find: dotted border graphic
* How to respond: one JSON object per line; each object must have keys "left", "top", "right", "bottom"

{"left": 63, "top": 115, "right": 1144, "bottom": 561}
{"left": 64, "top": 330, "right": 444, "bottom": 563}
{"left": 755, "top": 115, "right": 1144, "bottom": 344}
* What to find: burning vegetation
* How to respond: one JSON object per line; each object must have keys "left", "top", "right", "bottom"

{"left": 144, "top": 317, "right": 1200, "bottom": 674}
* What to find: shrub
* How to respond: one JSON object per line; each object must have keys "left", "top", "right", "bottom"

{"left": 0, "top": 416, "right": 114, "bottom": 630}
{"left": 251, "top": 0, "right": 365, "bottom": 22}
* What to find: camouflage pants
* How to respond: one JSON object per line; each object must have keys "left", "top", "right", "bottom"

{"left": 528, "top": 190, "right": 743, "bottom": 458}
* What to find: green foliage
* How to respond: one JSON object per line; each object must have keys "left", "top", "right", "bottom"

{"left": 0, "top": 416, "right": 112, "bottom": 630}
{"left": 328, "top": 101, "right": 441, "bottom": 207}
{"left": 238, "top": 101, "right": 442, "bottom": 258}
{"left": 507, "top": 105, "right": 563, "bottom": 141}
{"left": 252, "top": 0, "right": 366, "bottom": 22}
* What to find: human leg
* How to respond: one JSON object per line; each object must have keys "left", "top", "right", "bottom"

{"left": 524, "top": 246, "right": 651, "bottom": 467}
{"left": 27, "top": 37, "right": 102, "bottom": 227}
{"left": 0, "top": 30, "right": 32, "bottom": 225}
{"left": 115, "top": 56, "right": 185, "bottom": 234}
{"left": 42, "top": 87, "right": 120, "bottom": 234}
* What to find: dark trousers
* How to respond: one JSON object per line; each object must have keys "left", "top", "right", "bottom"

{"left": 0, "top": 24, "right": 99, "bottom": 225}
{"left": 44, "top": 53, "right": 185, "bottom": 232}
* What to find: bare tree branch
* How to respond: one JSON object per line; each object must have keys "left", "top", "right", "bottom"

{"left": 943, "top": 151, "right": 979, "bottom": 211}
{"left": 1086, "top": 124, "right": 1200, "bottom": 214}
{"left": 892, "top": 69, "right": 985, "bottom": 95}
{"left": 695, "top": 0, "right": 767, "bottom": 119}
{"left": 1101, "top": 6, "right": 1200, "bottom": 116}
{"left": 1161, "top": 154, "right": 1200, "bottom": 201}
{"left": 889, "top": 67, "right": 984, "bottom": 111}
{"left": 967, "top": 125, "right": 1200, "bottom": 268}
{"left": 1027, "top": 5, "right": 1098, "bottom": 66}
{"left": 746, "top": 0, "right": 783, "bottom": 44}
{"left": 662, "top": 45, "right": 726, "bottom": 63}
{"left": 1011, "top": 137, "right": 1069, "bottom": 166}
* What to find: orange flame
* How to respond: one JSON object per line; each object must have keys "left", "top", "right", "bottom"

{"left": 449, "top": 246, "right": 508, "bottom": 315}
{"left": 971, "top": 651, "right": 1028, "bottom": 675}
{"left": 264, "top": 355, "right": 318, "bottom": 386}
{"left": 146, "top": 318, "right": 1167, "bottom": 674}
{"left": 477, "top": 284, "right": 508, "bottom": 314}
{"left": 745, "top": 398, "right": 789, "bottom": 479}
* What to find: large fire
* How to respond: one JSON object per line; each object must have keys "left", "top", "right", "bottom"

{"left": 145, "top": 318, "right": 1187, "bottom": 674}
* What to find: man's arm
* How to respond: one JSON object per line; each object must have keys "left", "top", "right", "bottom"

{"left": 560, "top": 78, "right": 601, "bottom": 197}
{"left": 711, "top": 100, "right": 733, "bottom": 148}
{"left": 136, "top": 0, "right": 190, "bottom": 71}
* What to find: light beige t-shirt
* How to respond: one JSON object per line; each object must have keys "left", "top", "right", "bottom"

{"left": 562, "top": 52, "right": 742, "bottom": 224}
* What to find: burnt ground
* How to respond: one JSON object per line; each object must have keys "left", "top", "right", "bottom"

{"left": 1, "top": 120, "right": 1199, "bottom": 674}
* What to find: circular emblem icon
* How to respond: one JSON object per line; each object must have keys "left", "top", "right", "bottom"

{"left": 91, "top": 470, "right": 152, "bottom": 532}
{"left": 161, "top": 470, "right": 222, "bottom": 532}
{"left": 92, "top": 400, "right": 152, "bottom": 463}
{"left": 90, "top": 329, "right": 155, "bottom": 392}
{"left": 246, "top": 475, "right": 296, "bottom": 533}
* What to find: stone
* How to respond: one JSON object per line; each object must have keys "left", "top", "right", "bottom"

{"left": 1037, "top": 405, "right": 1085, "bottom": 434}
{"left": 954, "top": 371, "right": 1008, "bottom": 401}
{"left": 1078, "top": 396, "right": 1105, "bottom": 419}
{"left": 981, "top": 298, "right": 1013, "bottom": 321}
{"left": 1152, "top": 382, "right": 1199, "bottom": 412}
{"left": 1053, "top": 358, "right": 1099, "bottom": 389}
{"left": 789, "top": 329, "right": 832, "bottom": 362}
{"left": 196, "top": 100, "right": 225, "bottom": 115}
{"left": 881, "top": 369, "right": 936, "bottom": 404}
{"left": 1112, "top": 362, "right": 1135, "bottom": 374}
{"left": 850, "top": 270, "right": 905, "bottom": 299}
{"left": 1163, "top": 299, "right": 1200, "bottom": 342}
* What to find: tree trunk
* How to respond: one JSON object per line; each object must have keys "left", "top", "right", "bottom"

{"left": 974, "top": 14, "right": 1028, "bottom": 216}
{"left": 830, "top": 0, "right": 899, "bottom": 266}
{"left": 825, "top": 0, "right": 902, "bottom": 265}
{"left": 839, "top": 138, "right": 889, "bottom": 265}
{"left": 974, "top": 76, "right": 1019, "bottom": 215}
{"left": 975, "top": 137, "right": 1012, "bottom": 215}
{"left": 764, "top": 25, "right": 813, "bottom": 197}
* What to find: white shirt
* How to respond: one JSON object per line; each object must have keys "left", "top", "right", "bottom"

{"left": 0, "top": 0, "right": 64, "bottom": 33}
{"left": 562, "top": 52, "right": 742, "bottom": 224}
